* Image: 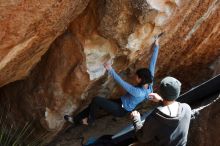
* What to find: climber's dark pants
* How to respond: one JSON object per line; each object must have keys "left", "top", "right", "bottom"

{"left": 74, "top": 96, "right": 129, "bottom": 125}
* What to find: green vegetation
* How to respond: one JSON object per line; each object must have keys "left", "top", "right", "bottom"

{"left": 0, "top": 113, "right": 46, "bottom": 146}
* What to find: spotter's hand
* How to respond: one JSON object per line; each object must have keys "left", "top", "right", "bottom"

{"left": 149, "top": 93, "right": 163, "bottom": 103}
{"left": 130, "top": 110, "right": 141, "bottom": 120}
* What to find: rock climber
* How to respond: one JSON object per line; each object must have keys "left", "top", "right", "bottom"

{"left": 64, "top": 33, "right": 163, "bottom": 126}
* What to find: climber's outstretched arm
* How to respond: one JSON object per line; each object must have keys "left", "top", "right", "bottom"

{"left": 104, "top": 63, "right": 146, "bottom": 97}
{"left": 148, "top": 38, "right": 160, "bottom": 79}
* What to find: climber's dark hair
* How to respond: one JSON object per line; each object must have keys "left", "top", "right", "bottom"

{"left": 136, "top": 68, "right": 153, "bottom": 86}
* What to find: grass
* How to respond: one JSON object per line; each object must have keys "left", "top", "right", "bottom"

{"left": 0, "top": 110, "right": 46, "bottom": 146}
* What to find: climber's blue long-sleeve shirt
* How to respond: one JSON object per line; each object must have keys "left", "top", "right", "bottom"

{"left": 108, "top": 44, "right": 159, "bottom": 111}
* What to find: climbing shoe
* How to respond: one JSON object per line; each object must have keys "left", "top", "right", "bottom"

{"left": 64, "top": 115, "right": 74, "bottom": 124}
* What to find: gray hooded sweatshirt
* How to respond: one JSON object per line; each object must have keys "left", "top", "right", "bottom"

{"left": 133, "top": 103, "right": 191, "bottom": 146}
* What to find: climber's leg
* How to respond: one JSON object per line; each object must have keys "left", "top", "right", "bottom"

{"left": 88, "top": 96, "right": 129, "bottom": 124}
{"left": 73, "top": 106, "right": 91, "bottom": 125}
{"left": 64, "top": 106, "right": 90, "bottom": 125}
{"left": 64, "top": 96, "right": 128, "bottom": 125}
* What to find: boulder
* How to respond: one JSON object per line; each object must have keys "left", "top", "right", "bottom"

{"left": 0, "top": 0, "right": 219, "bottom": 143}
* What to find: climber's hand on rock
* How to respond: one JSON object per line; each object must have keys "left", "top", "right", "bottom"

{"left": 104, "top": 62, "right": 112, "bottom": 70}
{"left": 149, "top": 93, "right": 163, "bottom": 102}
{"left": 155, "top": 38, "right": 159, "bottom": 46}
{"left": 154, "top": 32, "right": 164, "bottom": 46}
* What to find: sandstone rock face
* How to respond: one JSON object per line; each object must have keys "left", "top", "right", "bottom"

{"left": 0, "top": 0, "right": 89, "bottom": 87}
{"left": 0, "top": 0, "right": 219, "bottom": 144}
